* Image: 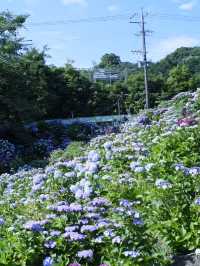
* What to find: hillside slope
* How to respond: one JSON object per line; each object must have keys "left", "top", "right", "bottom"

{"left": 1, "top": 89, "right": 200, "bottom": 265}
{"left": 150, "top": 47, "right": 200, "bottom": 75}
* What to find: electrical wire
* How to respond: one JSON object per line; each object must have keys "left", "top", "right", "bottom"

{"left": 24, "top": 12, "right": 200, "bottom": 27}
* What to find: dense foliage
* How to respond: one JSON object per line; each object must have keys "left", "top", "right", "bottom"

{"left": 1, "top": 11, "right": 200, "bottom": 140}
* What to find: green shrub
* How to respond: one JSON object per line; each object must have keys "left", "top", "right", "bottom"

{"left": 66, "top": 123, "right": 92, "bottom": 141}
{"left": 36, "top": 121, "right": 50, "bottom": 134}
{"left": 141, "top": 126, "right": 200, "bottom": 254}
{"left": 50, "top": 141, "right": 86, "bottom": 162}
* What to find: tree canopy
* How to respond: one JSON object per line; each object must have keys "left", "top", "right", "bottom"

{"left": 99, "top": 53, "right": 121, "bottom": 68}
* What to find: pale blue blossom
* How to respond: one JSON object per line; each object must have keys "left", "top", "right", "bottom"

{"left": 155, "top": 179, "right": 172, "bottom": 189}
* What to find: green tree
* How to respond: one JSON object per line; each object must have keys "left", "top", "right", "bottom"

{"left": 63, "top": 65, "right": 93, "bottom": 117}
{"left": 99, "top": 53, "right": 121, "bottom": 68}
{"left": 125, "top": 72, "right": 164, "bottom": 113}
{"left": 165, "top": 65, "right": 196, "bottom": 98}
{"left": 0, "top": 11, "right": 27, "bottom": 57}
{"left": 0, "top": 12, "right": 49, "bottom": 132}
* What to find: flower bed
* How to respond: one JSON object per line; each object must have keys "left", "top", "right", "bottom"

{"left": 1, "top": 89, "right": 200, "bottom": 265}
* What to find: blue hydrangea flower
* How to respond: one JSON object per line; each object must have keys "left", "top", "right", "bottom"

{"left": 24, "top": 221, "right": 44, "bottom": 232}
{"left": 43, "top": 256, "right": 53, "bottom": 266}
{"left": 155, "top": 179, "right": 172, "bottom": 189}
{"left": 87, "top": 150, "right": 100, "bottom": 162}
{"left": 50, "top": 230, "right": 61, "bottom": 237}
{"left": 103, "top": 141, "right": 112, "bottom": 150}
{"left": 0, "top": 217, "right": 5, "bottom": 225}
{"left": 124, "top": 250, "right": 140, "bottom": 258}
{"left": 112, "top": 236, "right": 122, "bottom": 244}
{"left": 195, "top": 198, "right": 200, "bottom": 205}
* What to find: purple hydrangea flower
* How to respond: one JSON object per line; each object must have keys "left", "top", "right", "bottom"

{"left": 104, "top": 229, "right": 115, "bottom": 238}
{"left": 64, "top": 232, "right": 86, "bottom": 241}
{"left": 189, "top": 167, "right": 200, "bottom": 176}
{"left": 138, "top": 115, "right": 150, "bottom": 125}
{"left": 112, "top": 236, "right": 122, "bottom": 244}
{"left": 96, "top": 220, "right": 110, "bottom": 229}
{"left": 174, "top": 163, "right": 185, "bottom": 171}
{"left": 40, "top": 194, "right": 49, "bottom": 201}
{"left": 88, "top": 151, "right": 100, "bottom": 162}
{"left": 24, "top": 221, "right": 44, "bottom": 232}
{"left": 103, "top": 141, "right": 112, "bottom": 150}
{"left": 85, "top": 162, "right": 99, "bottom": 175}
{"left": 50, "top": 230, "right": 61, "bottom": 237}
{"left": 65, "top": 171, "right": 76, "bottom": 178}
{"left": 94, "top": 235, "right": 104, "bottom": 243}
{"left": 130, "top": 161, "right": 140, "bottom": 171}
{"left": 77, "top": 249, "right": 93, "bottom": 260}
{"left": 85, "top": 212, "right": 101, "bottom": 219}
{"left": 46, "top": 214, "right": 57, "bottom": 220}
{"left": 91, "top": 197, "right": 110, "bottom": 207}
{"left": 134, "top": 166, "right": 145, "bottom": 173}
{"left": 133, "top": 218, "right": 144, "bottom": 226}
{"left": 32, "top": 174, "right": 46, "bottom": 185}
{"left": 81, "top": 225, "right": 97, "bottom": 233}
{"left": 145, "top": 163, "right": 155, "bottom": 171}
{"left": 195, "top": 198, "right": 200, "bottom": 205}
{"left": 79, "top": 218, "right": 89, "bottom": 225}
{"left": 155, "top": 179, "right": 172, "bottom": 189}
{"left": 56, "top": 204, "right": 69, "bottom": 212}
{"left": 69, "top": 203, "right": 82, "bottom": 212}
{"left": 32, "top": 182, "right": 44, "bottom": 193}
{"left": 70, "top": 179, "right": 93, "bottom": 199}
{"left": 65, "top": 226, "right": 79, "bottom": 232}
{"left": 0, "top": 217, "right": 5, "bottom": 225}
{"left": 119, "top": 199, "right": 133, "bottom": 208}
{"left": 124, "top": 250, "right": 140, "bottom": 258}
{"left": 44, "top": 240, "right": 56, "bottom": 249}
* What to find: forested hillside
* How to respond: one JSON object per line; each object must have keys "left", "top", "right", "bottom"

{"left": 150, "top": 47, "right": 200, "bottom": 75}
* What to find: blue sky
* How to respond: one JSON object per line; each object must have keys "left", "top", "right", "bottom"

{"left": 1, "top": 0, "right": 200, "bottom": 67}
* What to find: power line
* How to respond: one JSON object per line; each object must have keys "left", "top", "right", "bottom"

{"left": 26, "top": 13, "right": 132, "bottom": 27}
{"left": 24, "top": 12, "right": 200, "bottom": 27}
{"left": 151, "top": 12, "right": 200, "bottom": 22}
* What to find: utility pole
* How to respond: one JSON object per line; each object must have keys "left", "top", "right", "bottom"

{"left": 130, "top": 9, "right": 151, "bottom": 109}
{"left": 117, "top": 97, "right": 121, "bottom": 117}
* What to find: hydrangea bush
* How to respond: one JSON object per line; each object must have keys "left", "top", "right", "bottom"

{"left": 0, "top": 139, "right": 16, "bottom": 168}
{"left": 1, "top": 89, "right": 200, "bottom": 265}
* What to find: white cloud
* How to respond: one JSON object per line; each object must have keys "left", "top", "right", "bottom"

{"left": 179, "top": 1, "right": 197, "bottom": 11}
{"left": 107, "top": 5, "right": 119, "bottom": 12}
{"left": 150, "top": 36, "right": 200, "bottom": 61}
{"left": 62, "top": 0, "right": 88, "bottom": 6}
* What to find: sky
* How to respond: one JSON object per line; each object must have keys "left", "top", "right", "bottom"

{"left": 1, "top": 0, "right": 200, "bottom": 68}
